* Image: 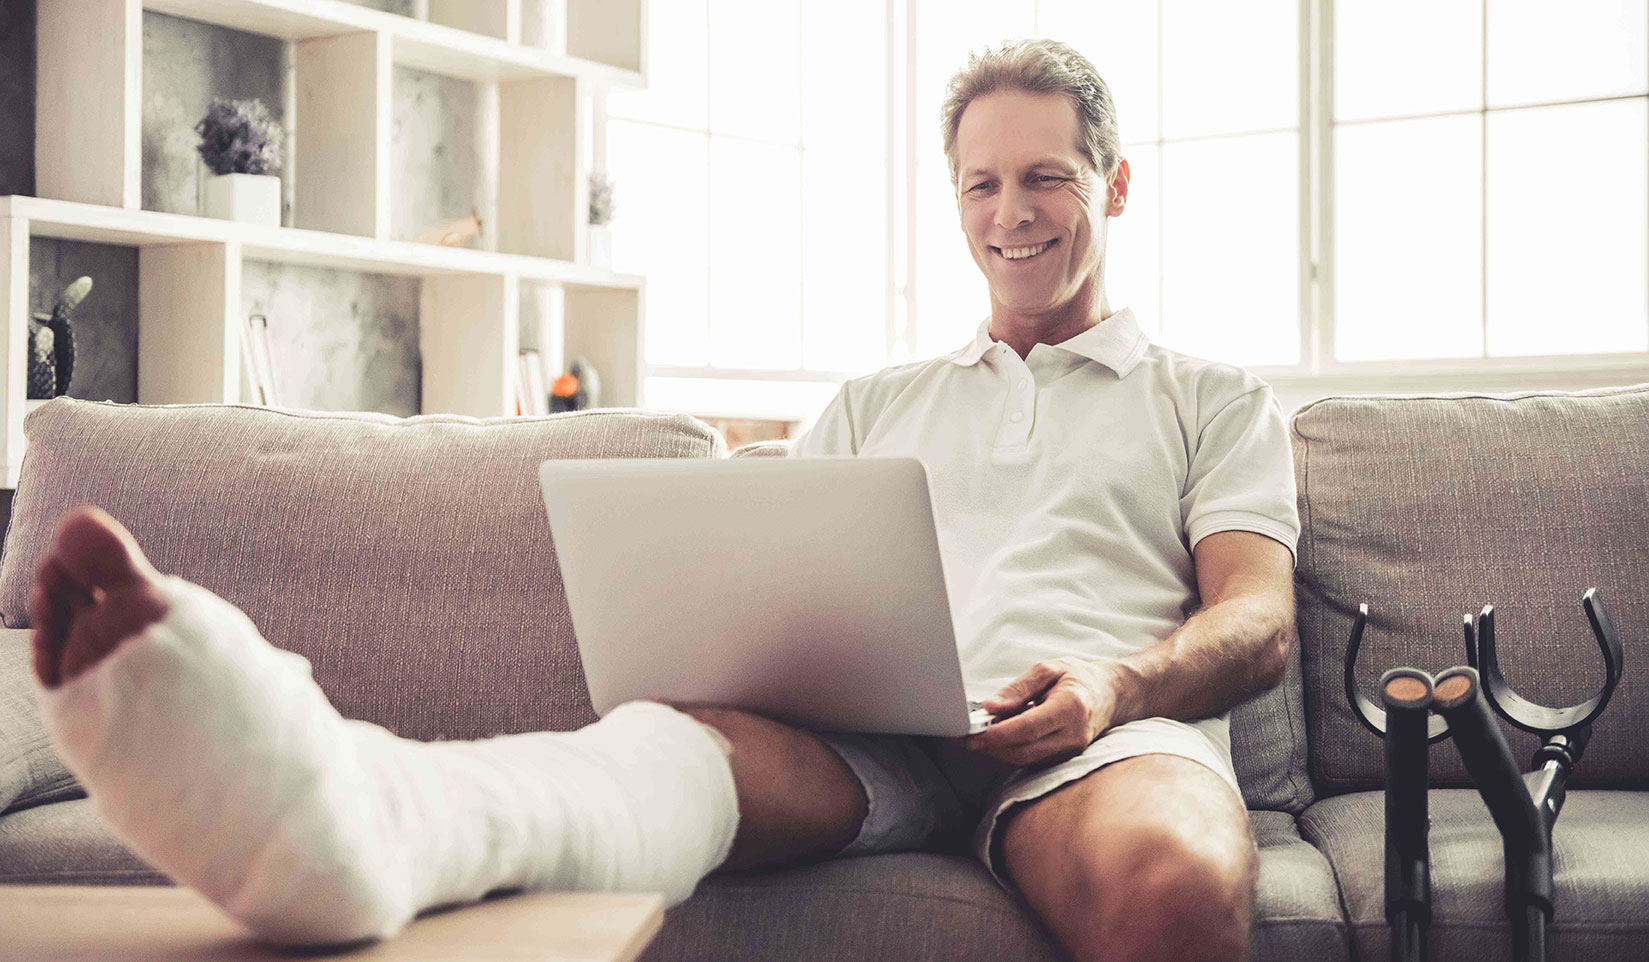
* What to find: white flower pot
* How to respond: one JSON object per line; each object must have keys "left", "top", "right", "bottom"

{"left": 588, "top": 224, "right": 613, "bottom": 267}
{"left": 204, "top": 173, "right": 281, "bottom": 227}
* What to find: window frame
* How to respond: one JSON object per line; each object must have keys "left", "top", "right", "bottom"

{"left": 1271, "top": 0, "right": 1649, "bottom": 397}
{"left": 637, "top": 0, "right": 1649, "bottom": 418}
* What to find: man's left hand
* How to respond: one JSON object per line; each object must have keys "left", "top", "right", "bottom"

{"left": 963, "top": 657, "right": 1123, "bottom": 768}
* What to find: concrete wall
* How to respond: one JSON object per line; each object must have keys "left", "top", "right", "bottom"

{"left": 0, "top": 0, "right": 504, "bottom": 419}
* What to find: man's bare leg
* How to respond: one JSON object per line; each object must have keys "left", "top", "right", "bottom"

{"left": 668, "top": 705, "right": 869, "bottom": 872}
{"left": 998, "top": 754, "right": 1258, "bottom": 962}
{"left": 31, "top": 506, "right": 867, "bottom": 944}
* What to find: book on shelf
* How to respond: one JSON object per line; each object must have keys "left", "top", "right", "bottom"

{"left": 241, "top": 314, "right": 282, "bottom": 407}
{"left": 239, "top": 319, "right": 264, "bottom": 405}
{"left": 518, "top": 350, "right": 549, "bottom": 416}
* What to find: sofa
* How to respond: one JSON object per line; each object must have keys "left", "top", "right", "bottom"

{"left": 0, "top": 386, "right": 1645, "bottom": 962}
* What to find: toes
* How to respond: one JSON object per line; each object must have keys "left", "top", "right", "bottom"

{"left": 33, "top": 507, "right": 170, "bottom": 688}
{"left": 31, "top": 582, "right": 61, "bottom": 688}
{"left": 48, "top": 505, "right": 159, "bottom": 595}
{"left": 31, "top": 557, "right": 89, "bottom": 689}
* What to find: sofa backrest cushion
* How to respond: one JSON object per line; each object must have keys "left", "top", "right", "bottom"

{"left": 1291, "top": 384, "right": 1649, "bottom": 793}
{"left": 0, "top": 400, "right": 725, "bottom": 742}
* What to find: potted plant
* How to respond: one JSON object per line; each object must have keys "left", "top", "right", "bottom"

{"left": 195, "top": 98, "right": 284, "bottom": 227}
{"left": 588, "top": 169, "right": 616, "bottom": 267}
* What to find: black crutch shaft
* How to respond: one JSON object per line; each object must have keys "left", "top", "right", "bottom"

{"left": 1381, "top": 668, "right": 1434, "bottom": 962}
{"left": 1433, "top": 667, "right": 1553, "bottom": 962}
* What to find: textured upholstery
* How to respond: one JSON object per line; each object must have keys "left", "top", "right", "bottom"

{"left": 1290, "top": 385, "right": 1649, "bottom": 792}
{"left": 0, "top": 798, "right": 167, "bottom": 885}
{"left": 0, "top": 399, "right": 725, "bottom": 743}
{"left": 641, "top": 812, "right": 1348, "bottom": 962}
{"left": 0, "top": 632, "right": 80, "bottom": 814}
{"left": 1301, "top": 790, "right": 1649, "bottom": 962}
{"left": 0, "top": 805, "right": 1347, "bottom": 961}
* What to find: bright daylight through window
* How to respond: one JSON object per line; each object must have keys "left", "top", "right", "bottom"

{"left": 606, "top": 0, "right": 1649, "bottom": 422}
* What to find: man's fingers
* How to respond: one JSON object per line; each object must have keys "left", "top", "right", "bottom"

{"left": 973, "top": 690, "right": 1076, "bottom": 746}
{"left": 985, "top": 661, "right": 1066, "bottom": 711}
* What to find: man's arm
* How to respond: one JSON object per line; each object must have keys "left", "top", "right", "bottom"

{"left": 1107, "top": 529, "right": 1297, "bottom": 728}
{"left": 966, "top": 529, "right": 1297, "bottom": 766}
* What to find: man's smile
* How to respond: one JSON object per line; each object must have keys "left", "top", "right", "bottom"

{"left": 993, "top": 238, "right": 1058, "bottom": 261}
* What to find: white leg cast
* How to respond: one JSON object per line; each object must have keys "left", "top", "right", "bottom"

{"left": 37, "top": 576, "right": 739, "bottom": 946}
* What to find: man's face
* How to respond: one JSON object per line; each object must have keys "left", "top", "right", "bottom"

{"left": 953, "top": 89, "right": 1126, "bottom": 318}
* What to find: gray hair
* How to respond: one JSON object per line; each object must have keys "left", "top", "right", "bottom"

{"left": 940, "top": 39, "right": 1121, "bottom": 189}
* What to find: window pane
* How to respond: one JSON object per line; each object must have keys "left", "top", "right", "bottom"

{"left": 1486, "top": 100, "right": 1649, "bottom": 356}
{"left": 1160, "top": 132, "right": 1299, "bottom": 365}
{"left": 608, "top": 121, "right": 710, "bottom": 367}
{"left": 709, "top": 0, "right": 801, "bottom": 143}
{"left": 802, "top": 149, "right": 889, "bottom": 373}
{"left": 607, "top": 0, "right": 707, "bottom": 128}
{"left": 1161, "top": 0, "right": 1296, "bottom": 138}
{"left": 709, "top": 137, "right": 803, "bottom": 368}
{"left": 802, "top": 0, "right": 886, "bottom": 150}
{"left": 1335, "top": 115, "right": 1482, "bottom": 361}
{"left": 914, "top": 0, "right": 1035, "bottom": 167}
{"left": 1107, "top": 144, "right": 1160, "bottom": 339}
{"left": 1036, "top": 0, "right": 1160, "bottom": 143}
{"left": 1335, "top": 0, "right": 1480, "bottom": 122}
{"left": 1488, "top": 0, "right": 1648, "bottom": 108}
{"left": 645, "top": 376, "right": 842, "bottom": 422}
{"left": 913, "top": 161, "right": 989, "bottom": 359}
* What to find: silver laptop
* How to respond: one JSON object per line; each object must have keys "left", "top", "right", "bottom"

{"left": 537, "top": 457, "right": 996, "bottom": 737}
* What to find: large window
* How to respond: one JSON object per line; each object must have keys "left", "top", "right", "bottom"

{"left": 608, "top": 1, "right": 1649, "bottom": 420}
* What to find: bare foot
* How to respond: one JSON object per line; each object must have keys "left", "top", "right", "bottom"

{"left": 30, "top": 505, "right": 171, "bottom": 689}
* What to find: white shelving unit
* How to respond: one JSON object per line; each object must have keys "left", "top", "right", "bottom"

{"left": 3, "top": 0, "right": 648, "bottom": 488}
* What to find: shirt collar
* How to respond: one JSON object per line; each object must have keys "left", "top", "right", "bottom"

{"left": 946, "top": 307, "right": 1149, "bottom": 377}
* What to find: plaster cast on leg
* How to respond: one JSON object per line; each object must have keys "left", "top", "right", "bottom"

{"left": 38, "top": 575, "right": 739, "bottom": 946}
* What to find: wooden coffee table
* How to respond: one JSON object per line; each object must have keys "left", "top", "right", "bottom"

{"left": 0, "top": 885, "right": 664, "bottom": 962}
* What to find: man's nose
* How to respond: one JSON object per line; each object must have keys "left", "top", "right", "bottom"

{"left": 994, "top": 183, "right": 1034, "bottom": 231}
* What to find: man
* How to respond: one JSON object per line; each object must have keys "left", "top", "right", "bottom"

{"left": 30, "top": 39, "right": 1296, "bottom": 962}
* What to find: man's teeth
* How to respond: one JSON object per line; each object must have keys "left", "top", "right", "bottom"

{"left": 1001, "top": 240, "right": 1054, "bottom": 260}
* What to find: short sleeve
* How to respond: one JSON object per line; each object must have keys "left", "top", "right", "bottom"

{"left": 789, "top": 383, "right": 858, "bottom": 458}
{"left": 1179, "top": 385, "right": 1300, "bottom": 568}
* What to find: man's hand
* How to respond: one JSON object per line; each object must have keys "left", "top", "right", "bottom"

{"left": 963, "top": 657, "right": 1122, "bottom": 768}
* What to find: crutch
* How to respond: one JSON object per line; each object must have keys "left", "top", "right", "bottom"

{"left": 1344, "top": 604, "right": 1453, "bottom": 962}
{"left": 1430, "top": 590, "right": 1624, "bottom": 962}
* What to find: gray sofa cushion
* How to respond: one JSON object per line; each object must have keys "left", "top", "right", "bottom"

{"left": 1300, "top": 789, "right": 1649, "bottom": 962}
{"left": 0, "top": 798, "right": 168, "bottom": 885}
{"left": 644, "top": 811, "right": 1347, "bottom": 962}
{"left": 0, "top": 631, "right": 81, "bottom": 815}
{"left": 0, "top": 400, "right": 725, "bottom": 742}
{"left": 1291, "top": 385, "right": 1649, "bottom": 792}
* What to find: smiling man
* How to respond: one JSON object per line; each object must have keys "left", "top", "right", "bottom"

{"left": 784, "top": 39, "right": 1301, "bottom": 962}
{"left": 27, "top": 37, "right": 1295, "bottom": 962}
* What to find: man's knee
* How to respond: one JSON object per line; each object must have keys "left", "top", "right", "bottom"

{"left": 1003, "top": 757, "right": 1257, "bottom": 962}
{"left": 1054, "top": 821, "right": 1254, "bottom": 962}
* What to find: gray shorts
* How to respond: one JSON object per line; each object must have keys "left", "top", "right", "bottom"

{"left": 814, "top": 716, "right": 1242, "bottom": 888}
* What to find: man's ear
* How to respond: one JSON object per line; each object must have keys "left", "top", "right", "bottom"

{"left": 1106, "top": 157, "right": 1130, "bottom": 216}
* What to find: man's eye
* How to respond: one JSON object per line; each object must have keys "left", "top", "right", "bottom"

{"left": 1036, "top": 175, "right": 1064, "bottom": 184}
{"left": 967, "top": 183, "right": 994, "bottom": 193}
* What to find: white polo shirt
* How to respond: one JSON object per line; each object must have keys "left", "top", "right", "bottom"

{"left": 791, "top": 307, "right": 1299, "bottom": 742}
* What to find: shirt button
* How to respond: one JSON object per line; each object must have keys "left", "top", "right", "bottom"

{"left": 1010, "top": 411, "right": 1024, "bottom": 422}
{"left": 1017, "top": 379, "right": 1027, "bottom": 390}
